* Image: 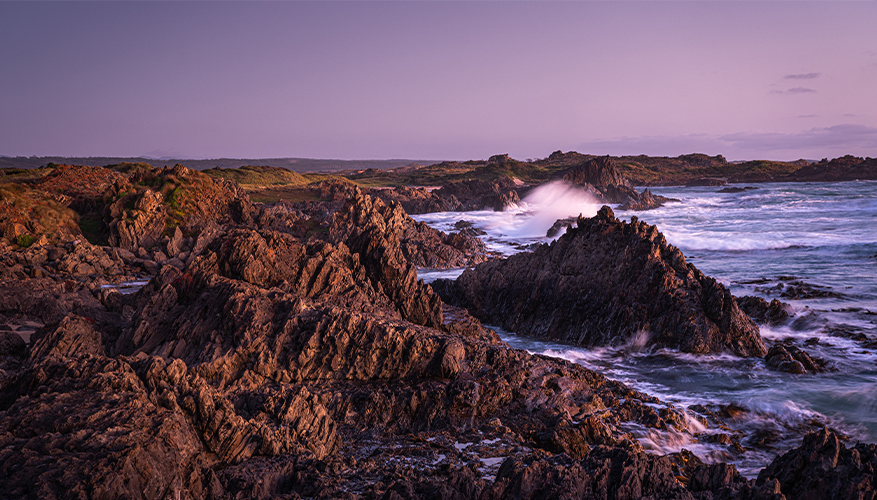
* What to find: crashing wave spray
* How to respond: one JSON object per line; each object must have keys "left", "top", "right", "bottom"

{"left": 488, "top": 181, "right": 603, "bottom": 239}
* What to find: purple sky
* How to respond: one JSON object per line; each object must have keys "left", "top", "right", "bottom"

{"left": 2, "top": 1, "right": 876, "bottom": 162}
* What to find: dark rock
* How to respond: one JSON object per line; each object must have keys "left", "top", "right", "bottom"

{"left": 0, "top": 355, "right": 214, "bottom": 500}
{"left": 0, "top": 331, "right": 26, "bottom": 359}
{"left": 618, "top": 187, "right": 676, "bottom": 211}
{"left": 756, "top": 427, "right": 877, "bottom": 499}
{"left": 436, "top": 206, "right": 766, "bottom": 356}
{"left": 432, "top": 177, "right": 520, "bottom": 212}
{"left": 546, "top": 217, "right": 576, "bottom": 238}
{"left": 29, "top": 313, "right": 106, "bottom": 360}
{"left": 764, "top": 343, "right": 827, "bottom": 374}
{"left": 718, "top": 186, "right": 759, "bottom": 193}
{"left": 166, "top": 225, "right": 184, "bottom": 256}
{"left": 482, "top": 447, "right": 695, "bottom": 500}
{"left": 737, "top": 296, "right": 791, "bottom": 326}
{"left": 370, "top": 186, "right": 460, "bottom": 214}
{"left": 553, "top": 156, "right": 675, "bottom": 210}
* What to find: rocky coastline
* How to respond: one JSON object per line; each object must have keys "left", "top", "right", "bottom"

{"left": 1, "top": 163, "right": 875, "bottom": 499}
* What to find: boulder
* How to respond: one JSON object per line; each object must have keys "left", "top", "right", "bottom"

{"left": 435, "top": 206, "right": 766, "bottom": 356}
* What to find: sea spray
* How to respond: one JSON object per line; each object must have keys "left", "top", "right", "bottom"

{"left": 500, "top": 181, "right": 603, "bottom": 239}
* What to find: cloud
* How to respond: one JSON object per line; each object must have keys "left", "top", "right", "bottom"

{"left": 577, "top": 124, "right": 877, "bottom": 160}
{"left": 719, "top": 124, "right": 877, "bottom": 152}
{"left": 798, "top": 114, "right": 819, "bottom": 118}
{"left": 770, "top": 87, "right": 816, "bottom": 95}
{"left": 784, "top": 73, "right": 820, "bottom": 80}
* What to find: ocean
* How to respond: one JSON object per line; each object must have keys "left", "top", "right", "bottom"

{"left": 413, "top": 180, "right": 877, "bottom": 476}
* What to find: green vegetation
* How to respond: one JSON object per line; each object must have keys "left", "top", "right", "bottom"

{"left": 15, "top": 234, "right": 35, "bottom": 248}
{"left": 204, "top": 165, "right": 336, "bottom": 188}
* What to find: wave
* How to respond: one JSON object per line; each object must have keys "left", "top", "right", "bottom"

{"left": 493, "top": 182, "right": 602, "bottom": 239}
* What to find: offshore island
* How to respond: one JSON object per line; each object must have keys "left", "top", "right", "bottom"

{"left": 1, "top": 152, "right": 876, "bottom": 499}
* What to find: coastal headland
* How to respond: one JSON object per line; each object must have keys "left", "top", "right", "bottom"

{"left": 1, "top": 154, "right": 876, "bottom": 499}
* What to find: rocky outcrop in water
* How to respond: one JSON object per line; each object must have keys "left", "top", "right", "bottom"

{"left": 736, "top": 296, "right": 791, "bottom": 326}
{"left": 764, "top": 343, "right": 828, "bottom": 374}
{"left": 435, "top": 206, "right": 766, "bottom": 356}
{"left": 553, "top": 156, "right": 676, "bottom": 211}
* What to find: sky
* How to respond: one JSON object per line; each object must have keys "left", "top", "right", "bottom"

{"left": 1, "top": 1, "right": 876, "bottom": 162}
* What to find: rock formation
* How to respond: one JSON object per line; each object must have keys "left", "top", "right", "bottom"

{"left": 736, "top": 296, "right": 791, "bottom": 326}
{"left": 370, "top": 185, "right": 460, "bottom": 214}
{"left": 553, "top": 156, "right": 676, "bottom": 210}
{"left": 432, "top": 177, "right": 521, "bottom": 211}
{"left": 1, "top": 164, "right": 875, "bottom": 499}
{"left": 435, "top": 206, "right": 766, "bottom": 356}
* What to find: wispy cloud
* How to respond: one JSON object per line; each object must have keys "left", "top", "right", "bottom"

{"left": 719, "top": 124, "right": 877, "bottom": 152}
{"left": 784, "top": 72, "right": 820, "bottom": 80}
{"left": 798, "top": 114, "right": 819, "bottom": 118}
{"left": 770, "top": 87, "right": 816, "bottom": 95}
{"left": 577, "top": 124, "right": 877, "bottom": 160}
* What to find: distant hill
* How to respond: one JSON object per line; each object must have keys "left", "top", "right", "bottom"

{"left": 0, "top": 156, "right": 440, "bottom": 173}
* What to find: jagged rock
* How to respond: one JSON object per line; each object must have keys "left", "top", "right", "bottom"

{"left": 481, "top": 447, "right": 694, "bottom": 500}
{"left": 29, "top": 313, "right": 106, "bottom": 360}
{"left": 0, "top": 355, "right": 213, "bottom": 500}
{"left": 56, "top": 240, "right": 124, "bottom": 276}
{"left": 166, "top": 226, "right": 184, "bottom": 256}
{"left": 370, "top": 185, "right": 461, "bottom": 214}
{"left": 756, "top": 428, "right": 877, "bottom": 499}
{"left": 107, "top": 165, "right": 257, "bottom": 252}
{"left": 764, "top": 343, "right": 827, "bottom": 374}
{"left": 554, "top": 156, "right": 675, "bottom": 210}
{"left": 399, "top": 220, "right": 490, "bottom": 269}
{"left": 737, "top": 296, "right": 791, "bottom": 326}
{"left": 109, "top": 188, "right": 167, "bottom": 252}
{"left": 546, "top": 217, "right": 577, "bottom": 237}
{"left": 435, "top": 206, "right": 766, "bottom": 356}
{"left": 0, "top": 278, "right": 105, "bottom": 327}
{"left": 328, "top": 193, "right": 443, "bottom": 327}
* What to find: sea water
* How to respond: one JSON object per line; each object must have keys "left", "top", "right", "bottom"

{"left": 413, "top": 180, "right": 877, "bottom": 476}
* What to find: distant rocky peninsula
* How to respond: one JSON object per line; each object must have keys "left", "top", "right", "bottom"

{"left": 1, "top": 159, "right": 875, "bottom": 499}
